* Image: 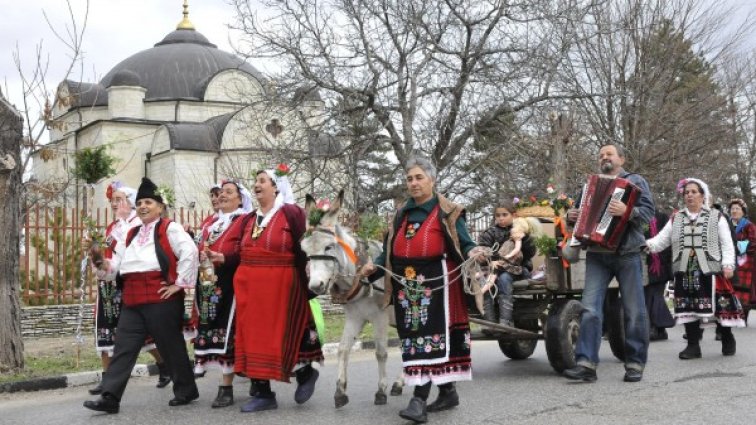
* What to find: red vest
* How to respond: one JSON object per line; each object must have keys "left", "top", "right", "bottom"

{"left": 121, "top": 218, "right": 180, "bottom": 306}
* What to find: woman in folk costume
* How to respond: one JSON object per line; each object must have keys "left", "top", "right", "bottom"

{"left": 192, "top": 179, "right": 252, "bottom": 408}
{"left": 199, "top": 184, "right": 222, "bottom": 234}
{"left": 728, "top": 198, "right": 756, "bottom": 319}
{"left": 89, "top": 182, "right": 170, "bottom": 395}
{"left": 646, "top": 178, "right": 745, "bottom": 360}
{"left": 84, "top": 177, "right": 199, "bottom": 414}
{"left": 192, "top": 183, "right": 225, "bottom": 379}
{"left": 233, "top": 165, "right": 323, "bottom": 413}
{"left": 362, "top": 157, "right": 485, "bottom": 424}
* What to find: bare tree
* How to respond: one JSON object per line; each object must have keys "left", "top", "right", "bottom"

{"left": 0, "top": 91, "right": 24, "bottom": 372}
{"left": 231, "top": 0, "right": 597, "bottom": 207}
{"left": 0, "top": 0, "right": 89, "bottom": 371}
{"left": 719, "top": 52, "right": 756, "bottom": 215}
{"left": 556, "top": 0, "right": 750, "bottom": 205}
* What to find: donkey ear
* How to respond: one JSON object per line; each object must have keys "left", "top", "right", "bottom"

{"left": 305, "top": 194, "right": 317, "bottom": 213}
{"left": 330, "top": 189, "right": 345, "bottom": 212}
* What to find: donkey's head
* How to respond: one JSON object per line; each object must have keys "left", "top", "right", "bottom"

{"left": 301, "top": 191, "right": 357, "bottom": 295}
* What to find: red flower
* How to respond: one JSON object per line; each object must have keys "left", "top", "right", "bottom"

{"left": 105, "top": 184, "right": 113, "bottom": 200}
{"left": 275, "top": 163, "right": 290, "bottom": 177}
{"left": 529, "top": 195, "right": 537, "bottom": 203}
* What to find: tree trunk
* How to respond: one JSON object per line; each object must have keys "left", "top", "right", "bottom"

{"left": 550, "top": 112, "right": 571, "bottom": 194}
{"left": 0, "top": 94, "right": 25, "bottom": 372}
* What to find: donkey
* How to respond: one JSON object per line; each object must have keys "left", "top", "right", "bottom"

{"left": 301, "top": 191, "right": 403, "bottom": 408}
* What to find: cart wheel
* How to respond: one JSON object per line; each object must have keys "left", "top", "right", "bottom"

{"left": 605, "top": 289, "right": 626, "bottom": 362}
{"left": 498, "top": 338, "right": 537, "bottom": 360}
{"left": 545, "top": 299, "right": 582, "bottom": 373}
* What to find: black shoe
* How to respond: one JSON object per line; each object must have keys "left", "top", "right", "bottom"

{"left": 722, "top": 334, "right": 736, "bottom": 356}
{"left": 88, "top": 382, "right": 104, "bottom": 395}
{"left": 211, "top": 385, "right": 234, "bottom": 408}
{"left": 623, "top": 369, "right": 643, "bottom": 382}
{"left": 83, "top": 394, "right": 119, "bottom": 414}
{"left": 678, "top": 344, "right": 702, "bottom": 359}
{"left": 294, "top": 368, "right": 319, "bottom": 404}
{"left": 156, "top": 363, "right": 172, "bottom": 388}
{"left": 426, "top": 387, "right": 459, "bottom": 412}
{"left": 168, "top": 390, "right": 199, "bottom": 406}
{"left": 240, "top": 394, "right": 278, "bottom": 412}
{"left": 563, "top": 365, "right": 597, "bottom": 382}
{"left": 398, "top": 397, "right": 427, "bottom": 424}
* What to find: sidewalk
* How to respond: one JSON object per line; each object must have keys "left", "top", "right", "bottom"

{"left": 0, "top": 338, "right": 400, "bottom": 394}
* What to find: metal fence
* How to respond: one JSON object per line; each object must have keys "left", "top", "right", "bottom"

{"left": 21, "top": 206, "right": 212, "bottom": 306}
{"left": 20, "top": 206, "right": 493, "bottom": 306}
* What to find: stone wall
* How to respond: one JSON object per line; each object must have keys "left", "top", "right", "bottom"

{"left": 21, "top": 304, "right": 95, "bottom": 338}
{"left": 22, "top": 296, "right": 344, "bottom": 338}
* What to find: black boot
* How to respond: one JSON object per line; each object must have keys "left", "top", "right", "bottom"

{"left": 156, "top": 362, "right": 172, "bottom": 388}
{"left": 399, "top": 397, "right": 427, "bottom": 423}
{"left": 721, "top": 326, "right": 736, "bottom": 356}
{"left": 426, "top": 383, "right": 459, "bottom": 412}
{"left": 679, "top": 322, "right": 702, "bottom": 359}
{"left": 211, "top": 385, "right": 234, "bottom": 408}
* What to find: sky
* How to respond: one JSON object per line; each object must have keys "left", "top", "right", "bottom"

{"left": 0, "top": 0, "right": 260, "bottom": 119}
{"left": 1, "top": 0, "right": 756, "bottom": 129}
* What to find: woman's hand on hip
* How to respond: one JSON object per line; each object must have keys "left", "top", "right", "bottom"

{"left": 158, "top": 282, "right": 182, "bottom": 299}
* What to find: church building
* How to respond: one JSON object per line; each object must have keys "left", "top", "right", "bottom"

{"left": 32, "top": 2, "right": 328, "bottom": 211}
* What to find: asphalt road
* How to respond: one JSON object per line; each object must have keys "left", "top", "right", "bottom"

{"left": 2, "top": 325, "right": 756, "bottom": 425}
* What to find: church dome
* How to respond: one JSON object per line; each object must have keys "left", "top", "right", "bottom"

{"left": 109, "top": 69, "right": 142, "bottom": 87}
{"left": 99, "top": 27, "right": 265, "bottom": 101}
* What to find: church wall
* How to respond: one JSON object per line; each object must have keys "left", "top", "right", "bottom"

{"left": 72, "top": 122, "right": 160, "bottom": 211}
{"left": 148, "top": 150, "right": 216, "bottom": 210}
{"left": 204, "top": 70, "right": 264, "bottom": 104}
{"left": 144, "top": 101, "right": 179, "bottom": 122}
{"left": 107, "top": 86, "right": 146, "bottom": 119}
{"left": 49, "top": 107, "right": 109, "bottom": 142}
{"left": 175, "top": 102, "right": 241, "bottom": 123}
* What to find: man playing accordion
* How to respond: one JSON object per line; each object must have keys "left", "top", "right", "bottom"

{"left": 563, "top": 144, "right": 655, "bottom": 383}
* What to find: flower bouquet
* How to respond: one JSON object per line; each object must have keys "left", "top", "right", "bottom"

{"left": 514, "top": 184, "right": 574, "bottom": 218}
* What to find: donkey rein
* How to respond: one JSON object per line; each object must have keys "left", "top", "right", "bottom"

{"left": 371, "top": 244, "right": 499, "bottom": 296}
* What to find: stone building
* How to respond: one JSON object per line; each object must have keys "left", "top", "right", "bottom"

{"left": 32, "top": 4, "right": 327, "bottom": 211}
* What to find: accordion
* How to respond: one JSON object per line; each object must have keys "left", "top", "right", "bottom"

{"left": 573, "top": 174, "right": 640, "bottom": 250}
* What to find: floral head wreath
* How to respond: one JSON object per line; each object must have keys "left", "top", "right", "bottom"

{"left": 729, "top": 198, "right": 748, "bottom": 216}
{"left": 106, "top": 181, "right": 136, "bottom": 207}
{"left": 260, "top": 163, "right": 295, "bottom": 205}
{"left": 106, "top": 181, "right": 122, "bottom": 200}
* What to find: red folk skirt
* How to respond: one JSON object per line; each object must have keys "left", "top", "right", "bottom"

{"left": 233, "top": 247, "right": 322, "bottom": 382}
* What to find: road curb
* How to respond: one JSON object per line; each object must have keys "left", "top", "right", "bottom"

{"left": 1, "top": 339, "right": 400, "bottom": 394}
{"left": 0, "top": 363, "right": 157, "bottom": 394}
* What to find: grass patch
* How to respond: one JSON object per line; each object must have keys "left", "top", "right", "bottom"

{"left": 321, "top": 313, "right": 398, "bottom": 343}
{"left": 1, "top": 313, "right": 393, "bottom": 384}
{"left": 0, "top": 346, "right": 155, "bottom": 384}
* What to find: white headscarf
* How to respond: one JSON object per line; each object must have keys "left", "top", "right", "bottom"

{"left": 110, "top": 181, "right": 137, "bottom": 209}
{"left": 256, "top": 168, "right": 295, "bottom": 229}
{"left": 681, "top": 177, "right": 711, "bottom": 208}
{"left": 119, "top": 187, "right": 137, "bottom": 208}
{"left": 207, "top": 180, "right": 254, "bottom": 237}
